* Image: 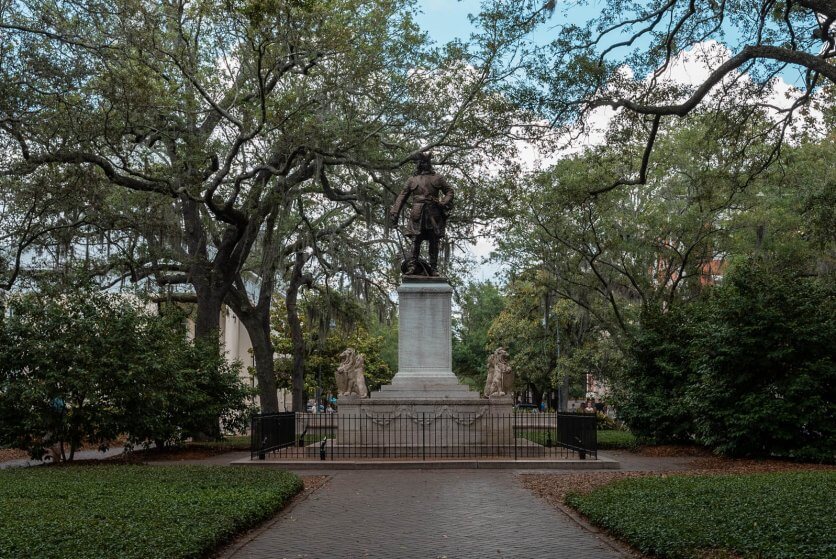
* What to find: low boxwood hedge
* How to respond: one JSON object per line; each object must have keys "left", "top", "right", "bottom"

{"left": 0, "top": 465, "right": 303, "bottom": 559}
{"left": 567, "top": 471, "right": 836, "bottom": 559}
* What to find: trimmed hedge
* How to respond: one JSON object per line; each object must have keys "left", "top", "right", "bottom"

{"left": 567, "top": 471, "right": 836, "bottom": 559}
{"left": 0, "top": 465, "right": 303, "bottom": 559}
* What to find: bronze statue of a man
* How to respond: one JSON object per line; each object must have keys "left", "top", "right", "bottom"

{"left": 389, "top": 153, "right": 453, "bottom": 276}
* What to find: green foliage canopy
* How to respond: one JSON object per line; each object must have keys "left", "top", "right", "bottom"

{"left": 271, "top": 289, "right": 395, "bottom": 398}
{"left": 452, "top": 281, "right": 505, "bottom": 386}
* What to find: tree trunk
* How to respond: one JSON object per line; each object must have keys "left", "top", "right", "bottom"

{"left": 559, "top": 376, "right": 570, "bottom": 412}
{"left": 192, "top": 285, "right": 225, "bottom": 439}
{"left": 287, "top": 288, "right": 306, "bottom": 413}
{"left": 240, "top": 311, "right": 280, "bottom": 413}
{"left": 531, "top": 388, "right": 543, "bottom": 408}
{"left": 223, "top": 200, "right": 287, "bottom": 414}
{"left": 286, "top": 252, "right": 310, "bottom": 412}
{"left": 194, "top": 287, "right": 224, "bottom": 343}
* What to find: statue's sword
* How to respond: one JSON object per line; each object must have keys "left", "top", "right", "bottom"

{"left": 387, "top": 209, "right": 409, "bottom": 265}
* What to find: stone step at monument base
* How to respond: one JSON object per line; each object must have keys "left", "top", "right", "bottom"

{"left": 304, "top": 439, "right": 546, "bottom": 459}
{"left": 371, "top": 391, "right": 480, "bottom": 399}
{"left": 337, "top": 397, "right": 511, "bottom": 411}
{"left": 373, "top": 387, "right": 479, "bottom": 399}
{"left": 371, "top": 374, "right": 480, "bottom": 400}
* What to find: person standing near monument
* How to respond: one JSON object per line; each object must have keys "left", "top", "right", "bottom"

{"left": 389, "top": 152, "right": 453, "bottom": 276}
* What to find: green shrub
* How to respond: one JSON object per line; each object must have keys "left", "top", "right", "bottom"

{"left": 611, "top": 305, "right": 698, "bottom": 444}
{"left": 567, "top": 471, "right": 836, "bottom": 559}
{"left": 612, "top": 259, "right": 835, "bottom": 461}
{"left": 0, "top": 289, "right": 254, "bottom": 459}
{"left": 595, "top": 412, "right": 621, "bottom": 431}
{"left": 686, "top": 261, "right": 835, "bottom": 460}
{"left": 0, "top": 465, "right": 302, "bottom": 559}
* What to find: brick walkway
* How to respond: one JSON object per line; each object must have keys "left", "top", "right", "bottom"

{"left": 224, "top": 470, "right": 626, "bottom": 559}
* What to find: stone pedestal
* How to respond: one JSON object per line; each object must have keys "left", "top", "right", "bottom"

{"left": 335, "top": 397, "right": 519, "bottom": 456}
{"left": 390, "top": 278, "right": 458, "bottom": 382}
{"left": 337, "top": 277, "right": 513, "bottom": 453}
{"left": 371, "top": 277, "right": 479, "bottom": 400}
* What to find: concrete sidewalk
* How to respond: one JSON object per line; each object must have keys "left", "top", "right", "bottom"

{"left": 233, "top": 456, "right": 621, "bottom": 470}
{"left": 220, "top": 470, "right": 628, "bottom": 559}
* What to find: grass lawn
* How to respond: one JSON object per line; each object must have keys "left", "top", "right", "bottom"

{"left": 518, "top": 429, "right": 636, "bottom": 450}
{"left": 566, "top": 471, "right": 836, "bottom": 559}
{"left": 518, "top": 429, "right": 559, "bottom": 447}
{"left": 596, "top": 429, "right": 637, "bottom": 449}
{"left": 189, "top": 435, "right": 251, "bottom": 450}
{"left": 0, "top": 465, "right": 303, "bottom": 559}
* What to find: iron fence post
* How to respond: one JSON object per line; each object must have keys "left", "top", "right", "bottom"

{"left": 422, "top": 412, "right": 426, "bottom": 461}
{"left": 513, "top": 413, "right": 517, "bottom": 461}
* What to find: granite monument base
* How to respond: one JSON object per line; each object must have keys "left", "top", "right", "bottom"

{"left": 334, "top": 277, "right": 516, "bottom": 455}
{"left": 336, "top": 396, "right": 515, "bottom": 451}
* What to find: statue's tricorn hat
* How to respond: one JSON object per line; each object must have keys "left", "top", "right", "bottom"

{"left": 415, "top": 151, "right": 433, "bottom": 174}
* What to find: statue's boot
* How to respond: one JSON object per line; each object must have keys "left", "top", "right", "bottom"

{"left": 405, "top": 238, "right": 423, "bottom": 275}
{"left": 428, "top": 239, "right": 439, "bottom": 276}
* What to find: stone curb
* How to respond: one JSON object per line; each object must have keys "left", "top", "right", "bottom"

{"left": 229, "top": 456, "right": 621, "bottom": 470}
{"left": 522, "top": 480, "right": 639, "bottom": 558}
{"left": 213, "top": 476, "right": 331, "bottom": 559}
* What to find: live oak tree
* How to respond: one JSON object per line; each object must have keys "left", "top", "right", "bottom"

{"left": 269, "top": 197, "right": 402, "bottom": 411}
{"left": 1, "top": 0, "right": 527, "bottom": 412}
{"left": 495, "top": 112, "right": 795, "bottom": 339}
{"left": 495, "top": 0, "right": 836, "bottom": 193}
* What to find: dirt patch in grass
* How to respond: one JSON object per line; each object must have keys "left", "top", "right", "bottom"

{"left": 522, "top": 471, "right": 653, "bottom": 506}
{"left": 0, "top": 448, "right": 29, "bottom": 462}
{"left": 686, "top": 456, "right": 834, "bottom": 472}
{"left": 634, "top": 444, "right": 713, "bottom": 457}
{"left": 115, "top": 446, "right": 239, "bottom": 462}
{"left": 102, "top": 439, "right": 250, "bottom": 463}
{"left": 1, "top": 440, "right": 124, "bottom": 464}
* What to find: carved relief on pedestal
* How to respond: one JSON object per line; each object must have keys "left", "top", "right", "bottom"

{"left": 484, "top": 347, "right": 513, "bottom": 398}
{"left": 335, "top": 348, "right": 369, "bottom": 398}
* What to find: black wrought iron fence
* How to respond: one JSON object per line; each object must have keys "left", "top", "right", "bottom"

{"left": 250, "top": 412, "right": 296, "bottom": 460}
{"left": 251, "top": 411, "right": 597, "bottom": 461}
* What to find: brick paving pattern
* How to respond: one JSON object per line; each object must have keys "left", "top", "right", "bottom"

{"left": 227, "top": 470, "right": 626, "bottom": 559}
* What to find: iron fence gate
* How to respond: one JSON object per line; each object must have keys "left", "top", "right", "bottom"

{"left": 250, "top": 412, "right": 295, "bottom": 460}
